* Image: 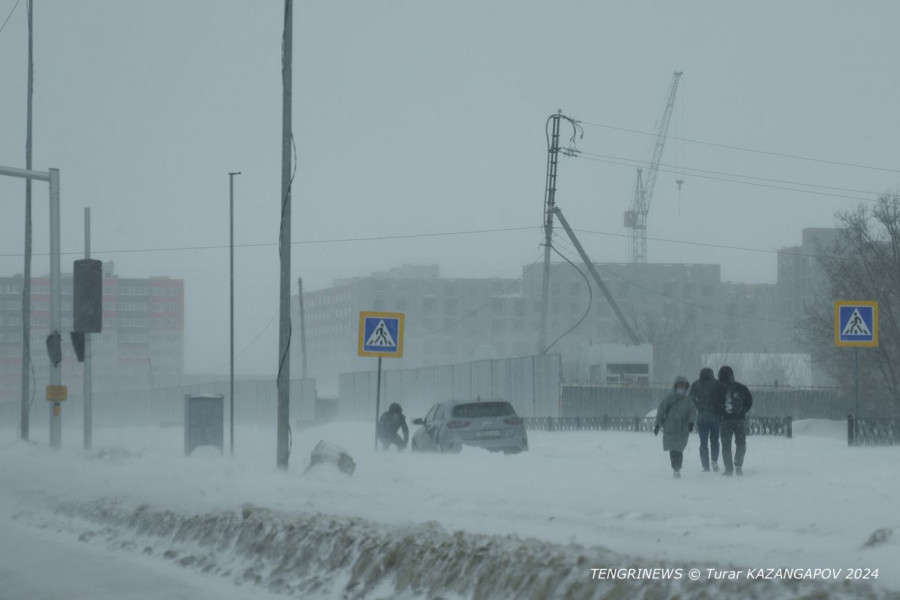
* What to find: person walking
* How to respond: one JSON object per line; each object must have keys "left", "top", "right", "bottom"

{"left": 654, "top": 376, "right": 696, "bottom": 478}
{"left": 377, "top": 402, "right": 409, "bottom": 451}
{"left": 689, "top": 367, "right": 721, "bottom": 472}
{"left": 713, "top": 365, "right": 753, "bottom": 476}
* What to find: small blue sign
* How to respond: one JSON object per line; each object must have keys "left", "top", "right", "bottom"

{"left": 358, "top": 311, "right": 405, "bottom": 357}
{"left": 835, "top": 301, "right": 878, "bottom": 347}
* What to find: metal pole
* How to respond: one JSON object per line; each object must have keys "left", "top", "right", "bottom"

{"left": 374, "top": 356, "right": 382, "bottom": 451}
{"left": 228, "top": 171, "right": 240, "bottom": 457}
{"left": 298, "top": 277, "right": 307, "bottom": 379}
{"left": 49, "top": 168, "right": 61, "bottom": 449}
{"left": 21, "top": 0, "right": 35, "bottom": 441}
{"left": 276, "top": 0, "right": 293, "bottom": 469}
{"left": 538, "top": 112, "right": 562, "bottom": 355}
{"left": 552, "top": 206, "right": 642, "bottom": 345}
{"left": 83, "top": 207, "right": 92, "bottom": 451}
{"left": 854, "top": 347, "right": 859, "bottom": 418}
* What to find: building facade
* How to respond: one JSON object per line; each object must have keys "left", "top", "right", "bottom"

{"left": 0, "top": 262, "right": 184, "bottom": 405}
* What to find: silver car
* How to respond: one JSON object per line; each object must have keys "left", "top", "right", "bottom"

{"left": 410, "top": 399, "right": 528, "bottom": 454}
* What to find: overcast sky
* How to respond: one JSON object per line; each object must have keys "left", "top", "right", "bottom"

{"left": 1, "top": 1, "right": 899, "bottom": 375}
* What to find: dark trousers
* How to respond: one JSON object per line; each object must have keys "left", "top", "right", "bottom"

{"left": 379, "top": 431, "right": 406, "bottom": 451}
{"left": 720, "top": 418, "right": 747, "bottom": 472}
{"left": 669, "top": 450, "right": 683, "bottom": 471}
{"left": 697, "top": 412, "right": 721, "bottom": 469}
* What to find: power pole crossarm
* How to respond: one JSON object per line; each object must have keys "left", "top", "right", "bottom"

{"left": 553, "top": 207, "right": 642, "bottom": 345}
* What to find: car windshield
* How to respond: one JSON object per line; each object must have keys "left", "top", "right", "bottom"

{"left": 451, "top": 402, "right": 515, "bottom": 418}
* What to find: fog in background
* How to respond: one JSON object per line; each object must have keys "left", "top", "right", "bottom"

{"left": 1, "top": 1, "right": 899, "bottom": 376}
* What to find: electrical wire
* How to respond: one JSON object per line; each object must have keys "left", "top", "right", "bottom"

{"left": 575, "top": 149, "right": 882, "bottom": 197}
{"left": 0, "top": 226, "right": 542, "bottom": 259}
{"left": 570, "top": 151, "right": 880, "bottom": 204}
{"left": 542, "top": 244, "right": 592, "bottom": 354}
{"left": 0, "top": 0, "right": 21, "bottom": 36}
{"left": 577, "top": 119, "right": 900, "bottom": 175}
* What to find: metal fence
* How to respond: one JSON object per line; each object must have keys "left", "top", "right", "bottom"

{"left": 847, "top": 415, "right": 899, "bottom": 446}
{"left": 561, "top": 383, "right": 850, "bottom": 420}
{"left": 339, "top": 354, "right": 562, "bottom": 421}
{"left": 524, "top": 415, "right": 793, "bottom": 438}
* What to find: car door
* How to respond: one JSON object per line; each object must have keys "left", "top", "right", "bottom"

{"left": 416, "top": 405, "right": 440, "bottom": 451}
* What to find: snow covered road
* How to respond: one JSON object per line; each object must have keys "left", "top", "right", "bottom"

{"left": 1, "top": 419, "right": 897, "bottom": 599}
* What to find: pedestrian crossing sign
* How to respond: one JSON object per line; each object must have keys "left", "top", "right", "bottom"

{"left": 358, "top": 311, "right": 405, "bottom": 357}
{"left": 834, "top": 301, "right": 878, "bottom": 347}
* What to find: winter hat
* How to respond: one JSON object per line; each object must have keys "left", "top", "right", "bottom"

{"left": 699, "top": 367, "right": 714, "bottom": 380}
{"left": 673, "top": 375, "right": 690, "bottom": 391}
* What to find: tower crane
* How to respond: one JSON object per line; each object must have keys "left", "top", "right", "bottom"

{"left": 624, "top": 71, "right": 682, "bottom": 263}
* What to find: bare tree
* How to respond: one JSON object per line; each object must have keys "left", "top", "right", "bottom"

{"left": 799, "top": 193, "right": 900, "bottom": 415}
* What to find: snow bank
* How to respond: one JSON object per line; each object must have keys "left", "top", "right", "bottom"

{"left": 40, "top": 498, "right": 892, "bottom": 600}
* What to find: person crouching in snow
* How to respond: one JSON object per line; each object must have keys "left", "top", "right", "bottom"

{"left": 654, "top": 376, "right": 696, "bottom": 478}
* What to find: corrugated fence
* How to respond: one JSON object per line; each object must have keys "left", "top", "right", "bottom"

{"left": 339, "top": 354, "right": 562, "bottom": 421}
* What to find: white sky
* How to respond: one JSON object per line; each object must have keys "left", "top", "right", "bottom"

{"left": 1, "top": 1, "right": 899, "bottom": 374}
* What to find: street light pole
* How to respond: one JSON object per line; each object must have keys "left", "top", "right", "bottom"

{"left": 229, "top": 171, "right": 240, "bottom": 457}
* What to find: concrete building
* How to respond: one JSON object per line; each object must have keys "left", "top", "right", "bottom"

{"left": 0, "top": 262, "right": 184, "bottom": 405}
{"left": 293, "top": 264, "right": 522, "bottom": 391}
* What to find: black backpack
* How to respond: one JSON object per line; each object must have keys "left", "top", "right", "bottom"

{"left": 723, "top": 384, "right": 745, "bottom": 417}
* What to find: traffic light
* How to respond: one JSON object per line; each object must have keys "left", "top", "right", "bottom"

{"left": 70, "top": 332, "right": 85, "bottom": 362}
{"left": 73, "top": 259, "right": 102, "bottom": 333}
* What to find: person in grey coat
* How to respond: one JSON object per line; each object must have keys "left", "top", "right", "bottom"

{"left": 654, "top": 375, "right": 696, "bottom": 478}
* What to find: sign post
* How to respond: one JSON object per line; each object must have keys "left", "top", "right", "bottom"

{"left": 834, "top": 300, "right": 878, "bottom": 418}
{"left": 358, "top": 311, "right": 404, "bottom": 450}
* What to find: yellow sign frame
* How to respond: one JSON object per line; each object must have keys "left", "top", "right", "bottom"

{"left": 358, "top": 311, "right": 405, "bottom": 358}
{"left": 834, "top": 300, "right": 878, "bottom": 347}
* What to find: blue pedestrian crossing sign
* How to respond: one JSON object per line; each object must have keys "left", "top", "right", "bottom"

{"left": 358, "top": 311, "right": 405, "bottom": 358}
{"left": 834, "top": 301, "right": 878, "bottom": 347}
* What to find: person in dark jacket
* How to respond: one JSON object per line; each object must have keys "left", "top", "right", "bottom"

{"left": 654, "top": 376, "right": 696, "bottom": 478}
{"left": 712, "top": 365, "right": 753, "bottom": 476}
{"left": 689, "top": 367, "right": 721, "bottom": 472}
{"left": 377, "top": 402, "right": 409, "bottom": 451}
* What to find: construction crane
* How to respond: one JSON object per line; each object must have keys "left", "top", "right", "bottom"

{"left": 624, "top": 71, "right": 682, "bottom": 264}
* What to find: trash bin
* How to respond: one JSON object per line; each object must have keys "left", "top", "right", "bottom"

{"left": 184, "top": 394, "right": 224, "bottom": 456}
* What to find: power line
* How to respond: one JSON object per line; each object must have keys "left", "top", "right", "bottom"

{"left": 578, "top": 119, "right": 900, "bottom": 175}
{"left": 0, "top": 0, "right": 21, "bottom": 36}
{"left": 0, "top": 225, "right": 543, "bottom": 258}
{"left": 575, "top": 149, "right": 883, "bottom": 197}
{"left": 570, "top": 152, "right": 879, "bottom": 204}
{"left": 543, "top": 244, "right": 592, "bottom": 354}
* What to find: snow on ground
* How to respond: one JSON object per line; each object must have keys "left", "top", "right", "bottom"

{"left": 1, "top": 419, "right": 898, "bottom": 599}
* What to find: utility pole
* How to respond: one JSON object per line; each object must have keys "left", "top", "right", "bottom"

{"left": 83, "top": 208, "right": 93, "bottom": 451}
{"left": 297, "top": 277, "right": 307, "bottom": 380}
{"left": 538, "top": 112, "right": 562, "bottom": 356}
{"left": 538, "top": 111, "right": 581, "bottom": 354}
{"left": 21, "top": 0, "right": 34, "bottom": 441}
{"left": 276, "top": 0, "right": 293, "bottom": 469}
{"left": 229, "top": 171, "right": 240, "bottom": 457}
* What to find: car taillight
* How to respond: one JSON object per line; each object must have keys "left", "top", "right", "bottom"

{"left": 504, "top": 417, "right": 523, "bottom": 426}
{"left": 446, "top": 420, "right": 470, "bottom": 429}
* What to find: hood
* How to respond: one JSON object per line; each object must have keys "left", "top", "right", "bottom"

{"left": 672, "top": 375, "right": 690, "bottom": 391}
{"left": 699, "top": 367, "right": 714, "bottom": 381}
{"left": 718, "top": 365, "right": 735, "bottom": 384}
